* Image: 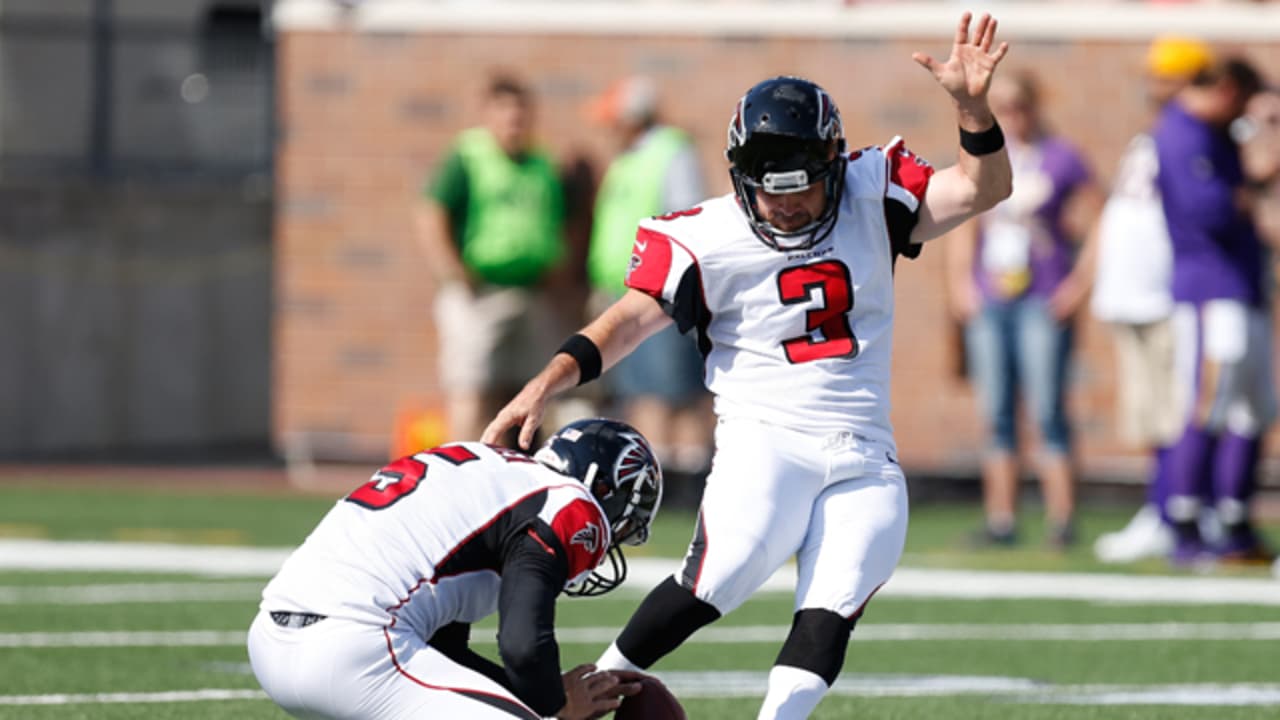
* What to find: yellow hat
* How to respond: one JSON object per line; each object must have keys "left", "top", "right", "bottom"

{"left": 1146, "top": 36, "right": 1214, "bottom": 80}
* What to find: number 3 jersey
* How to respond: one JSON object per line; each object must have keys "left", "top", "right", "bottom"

{"left": 626, "top": 139, "right": 933, "bottom": 448}
{"left": 259, "top": 443, "right": 610, "bottom": 639}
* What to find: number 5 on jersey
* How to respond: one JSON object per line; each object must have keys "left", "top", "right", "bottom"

{"left": 777, "top": 260, "right": 858, "bottom": 363}
{"left": 345, "top": 445, "right": 481, "bottom": 510}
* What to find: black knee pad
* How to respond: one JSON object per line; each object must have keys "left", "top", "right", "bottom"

{"left": 774, "top": 608, "right": 857, "bottom": 686}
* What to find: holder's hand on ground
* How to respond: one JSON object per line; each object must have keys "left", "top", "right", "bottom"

{"left": 913, "top": 12, "right": 1009, "bottom": 114}
{"left": 556, "top": 665, "right": 642, "bottom": 720}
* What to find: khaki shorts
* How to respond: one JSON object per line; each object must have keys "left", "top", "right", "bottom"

{"left": 433, "top": 283, "right": 560, "bottom": 392}
{"left": 1110, "top": 318, "right": 1183, "bottom": 447}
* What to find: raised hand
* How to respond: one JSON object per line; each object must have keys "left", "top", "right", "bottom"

{"left": 912, "top": 12, "right": 1009, "bottom": 110}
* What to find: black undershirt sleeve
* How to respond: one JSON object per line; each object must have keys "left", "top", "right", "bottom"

{"left": 884, "top": 198, "right": 924, "bottom": 263}
{"left": 426, "top": 622, "right": 510, "bottom": 690}
{"left": 667, "top": 265, "right": 706, "bottom": 335}
{"left": 664, "top": 266, "right": 713, "bottom": 358}
{"left": 497, "top": 524, "right": 571, "bottom": 717}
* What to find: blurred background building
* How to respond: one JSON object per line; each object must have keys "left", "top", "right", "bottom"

{"left": 3, "top": 0, "right": 1279, "bottom": 494}
{"left": 0, "top": 0, "right": 273, "bottom": 460}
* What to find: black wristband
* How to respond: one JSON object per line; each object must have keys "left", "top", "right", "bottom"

{"left": 960, "top": 121, "right": 1005, "bottom": 156}
{"left": 556, "top": 334, "right": 602, "bottom": 386}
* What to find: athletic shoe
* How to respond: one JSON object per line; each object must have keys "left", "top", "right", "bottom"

{"left": 1216, "top": 524, "right": 1276, "bottom": 566}
{"left": 1093, "top": 504, "right": 1173, "bottom": 564}
{"left": 968, "top": 524, "right": 1018, "bottom": 548}
{"left": 1047, "top": 521, "right": 1076, "bottom": 551}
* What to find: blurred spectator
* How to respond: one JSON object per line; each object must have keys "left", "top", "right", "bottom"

{"left": 1154, "top": 57, "right": 1276, "bottom": 565}
{"left": 584, "top": 76, "right": 714, "bottom": 480}
{"left": 416, "top": 74, "right": 566, "bottom": 441}
{"left": 1090, "top": 37, "right": 1216, "bottom": 564}
{"left": 1234, "top": 87, "right": 1280, "bottom": 245}
{"left": 945, "top": 70, "right": 1102, "bottom": 549}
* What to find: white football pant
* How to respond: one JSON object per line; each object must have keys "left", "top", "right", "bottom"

{"left": 679, "top": 418, "right": 909, "bottom": 618}
{"left": 247, "top": 610, "right": 540, "bottom": 719}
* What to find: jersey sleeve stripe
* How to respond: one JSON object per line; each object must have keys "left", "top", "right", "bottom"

{"left": 882, "top": 135, "right": 933, "bottom": 215}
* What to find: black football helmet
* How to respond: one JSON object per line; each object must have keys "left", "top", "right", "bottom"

{"left": 726, "top": 76, "right": 847, "bottom": 251}
{"left": 534, "top": 418, "right": 663, "bottom": 597}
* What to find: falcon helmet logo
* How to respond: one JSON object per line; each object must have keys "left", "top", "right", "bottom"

{"left": 570, "top": 522, "right": 602, "bottom": 555}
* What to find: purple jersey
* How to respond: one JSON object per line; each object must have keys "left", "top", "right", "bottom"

{"left": 974, "top": 136, "right": 1091, "bottom": 301}
{"left": 1154, "top": 102, "right": 1264, "bottom": 306}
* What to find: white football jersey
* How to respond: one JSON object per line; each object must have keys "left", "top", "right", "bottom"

{"left": 625, "top": 139, "right": 933, "bottom": 447}
{"left": 260, "top": 443, "right": 610, "bottom": 639}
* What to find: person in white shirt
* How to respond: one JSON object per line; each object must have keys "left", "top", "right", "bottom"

{"left": 1089, "top": 36, "right": 1216, "bottom": 564}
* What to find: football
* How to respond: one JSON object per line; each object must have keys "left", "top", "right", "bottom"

{"left": 614, "top": 674, "right": 686, "bottom": 720}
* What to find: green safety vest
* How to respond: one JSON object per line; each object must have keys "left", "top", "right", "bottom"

{"left": 455, "top": 128, "right": 564, "bottom": 287}
{"left": 588, "top": 126, "right": 690, "bottom": 295}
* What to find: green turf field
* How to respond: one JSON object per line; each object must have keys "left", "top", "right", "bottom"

{"left": 1, "top": 482, "right": 1277, "bottom": 719}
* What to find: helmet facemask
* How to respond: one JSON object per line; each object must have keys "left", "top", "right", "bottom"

{"left": 729, "top": 135, "right": 846, "bottom": 251}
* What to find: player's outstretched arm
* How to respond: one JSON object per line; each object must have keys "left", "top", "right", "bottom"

{"left": 910, "top": 11, "right": 1013, "bottom": 242}
{"left": 482, "top": 290, "right": 672, "bottom": 449}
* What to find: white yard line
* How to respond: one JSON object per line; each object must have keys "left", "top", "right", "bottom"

{"left": 659, "top": 673, "right": 1280, "bottom": 705}
{"left": 0, "top": 581, "right": 264, "bottom": 605}
{"left": 0, "top": 689, "right": 265, "bottom": 706}
{"left": 0, "top": 540, "right": 290, "bottom": 576}
{"left": 0, "top": 631, "right": 247, "bottom": 648}
{"left": 3, "top": 679, "right": 1280, "bottom": 707}
{"left": 884, "top": 567, "right": 1280, "bottom": 606}
{"left": 1, "top": 539, "right": 1277, "bottom": 605}
{"left": 7, "top": 622, "right": 1280, "bottom": 648}
{"left": 557, "top": 622, "right": 1280, "bottom": 644}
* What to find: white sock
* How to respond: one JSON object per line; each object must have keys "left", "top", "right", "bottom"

{"left": 756, "top": 665, "right": 828, "bottom": 720}
{"left": 595, "top": 641, "right": 644, "bottom": 672}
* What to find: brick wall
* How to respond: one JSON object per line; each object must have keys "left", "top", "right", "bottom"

{"left": 273, "top": 26, "right": 1280, "bottom": 476}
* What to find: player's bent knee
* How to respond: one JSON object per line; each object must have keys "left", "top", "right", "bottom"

{"left": 774, "top": 608, "right": 857, "bottom": 686}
